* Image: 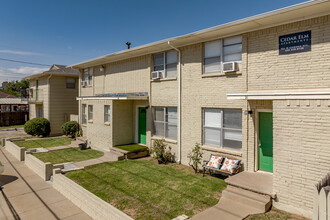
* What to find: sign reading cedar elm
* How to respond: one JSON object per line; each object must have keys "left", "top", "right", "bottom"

{"left": 279, "top": 30, "right": 311, "bottom": 55}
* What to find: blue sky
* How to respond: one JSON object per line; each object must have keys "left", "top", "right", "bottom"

{"left": 0, "top": 0, "right": 307, "bottom": 84}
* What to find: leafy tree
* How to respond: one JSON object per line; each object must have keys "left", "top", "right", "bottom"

{"left": 2, "top": 80, "right": 29, "bottom": 97}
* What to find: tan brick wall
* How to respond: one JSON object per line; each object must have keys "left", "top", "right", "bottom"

{"left": 25, "top": 152, "right": 53, "bottom": 181}
{"left": 247, "top": 15, "right": 330, "bottom": 91}
{"left": 112, "top": 101, "right": 134, "bottom": 146}
{"left": 271, "top": 99, "right": 330, "bottom": 217}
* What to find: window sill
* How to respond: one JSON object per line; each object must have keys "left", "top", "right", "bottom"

{"left": 81, "top": 124, "right": 87, "bottom": 127}
{"left": 202, "top": 71, "right": 242, "bottom": 78}
{"left": 104, "top": 122, "right": 110, "bottom": 126}
{"left": 202, "top": 145, "right": 242, "bottom": 157}
{"left": 82, "top": 85, "right": 92, "bottom": 88}
{"left": 151, "top": 136, "right": 177, "bottom": 144}
{"left": 88, "top": 120, "right": 93, "bottom": 123}
{"left": 150, "top": 77, "right": 177, "bottom": 82}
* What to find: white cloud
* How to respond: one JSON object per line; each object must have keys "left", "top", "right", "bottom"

{"left": 8, "top": 67, "right": 49, "bottom": 75}
{"left": 0, "top": 49, "right": 43, "bottom": 56}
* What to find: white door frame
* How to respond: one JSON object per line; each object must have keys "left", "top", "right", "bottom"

{"left": 135, "top": 105, "right": 147, "bottom": 144}
{"left": 254, "top": 109, "right": 273, "bottom": 172}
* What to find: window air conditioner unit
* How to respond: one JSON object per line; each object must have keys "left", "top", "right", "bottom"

{"left": 223, "top": 62, "right": 237, "bottom": 73}
{"left": 81, "top": 81, "right": 87, "bottom": 87}
{"left": 151, "top": 71, "right": 163, "bottom": 80}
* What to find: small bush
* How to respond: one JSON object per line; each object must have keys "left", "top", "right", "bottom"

{"left": 149, "top": 139, "right": 173, "bottom": 164}
{"left": 24, "top": 117, "right": 51, "bottom": 137}
{"left": 62, "top": 121, "right": 79, "bottom": 138}
{"left": 187, "top": 143, "right": 203, "bottom": 173}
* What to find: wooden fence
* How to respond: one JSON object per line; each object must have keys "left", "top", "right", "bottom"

{"left": 313, "top": 173, "right": 330, "bottom": 220}
{"left": 0, "top": 112, "right": 29, "bottom": 127}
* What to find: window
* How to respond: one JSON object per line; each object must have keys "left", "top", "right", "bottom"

{"left": 82, "top": 104, "right": 87, "bottom": 124}
{"left": 83, "top": 68, "right": 93, "bottom": 86}
{"left": 104, "top": 105, "right": 110, "bottom": 123}
{"left": 153, "top": 107, "right": 177, "bottom": 140}
{"left": 88, "top": 105, "right": 93, "bottom": 121}
{"left": 203, "top": 36, "right": 242, "bottom": 74}
{"left": 153, "top": 50, "right": 177, "bottom": 78}
{"left": 203, "top": 109, "right": 242, "bottom": 150}
{"left": 66, "top": 78, "right": 76, "bottom": 88}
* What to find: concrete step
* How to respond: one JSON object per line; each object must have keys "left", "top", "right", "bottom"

{"left": 222, "top": 185, "right": 271, "bottom": 212}
{"left": 190, "top": 206, "right": 241, "bottom": 220}
{"left": 215, "top": 197, "right": 261, "bottom": 219}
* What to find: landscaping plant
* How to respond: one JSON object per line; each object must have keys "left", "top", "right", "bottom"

{"left": 149, "top": 139, "right": 172, "bottom": 164}
{"left": 24, "top": 117, "right": 51, "bottom": 137}
{"left": 187, "top": 143, "right": 203, "bottom": 173}
{"left": 62, "top": 121, "right": 79, "bottom": 138}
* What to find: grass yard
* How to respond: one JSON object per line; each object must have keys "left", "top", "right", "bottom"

{"left": 34, "top": 148, "right": 104, "bottom": 164}
{"left": 13, "top": 137, "right": 72, "bottom": 149}
{"left": 246, "top": 208, "right": 309, "bottom": 220}
{"left": 114, "top": 144, "right": 147, "bottom": 152}
{"left": 66, "top": 158, "right": 226, "bottom": 220}
{"left": 0, "top": 124, "right": 24, "bottom": 130}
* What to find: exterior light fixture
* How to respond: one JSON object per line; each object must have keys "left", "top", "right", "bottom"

{"left": 244, "top": 110, "right": 253, "bottom": 115}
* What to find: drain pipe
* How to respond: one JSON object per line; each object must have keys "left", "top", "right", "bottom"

{"left": 168, "top": 41, "right": 181, "bottom": 164}
{"left": 47, "top": 74, "right": 53, "bottom": 120}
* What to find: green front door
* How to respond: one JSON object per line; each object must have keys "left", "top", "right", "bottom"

{"left": 258, "top": 112, "right": 273, "bottom": 172}
{"left": 138, "top": 107, "right": 147, "bottom": 144}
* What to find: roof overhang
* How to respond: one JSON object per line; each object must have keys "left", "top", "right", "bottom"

{"left": 23, "top": 71, "right": 79, "bottom": 80}
{"left": 77, "top": 96, "right": 148, "bottom": 101}
{"left": 227, "top": 91, "right": 330, "bottom": 100}
{"left": 71, "top": 0, "right": 330, "bottom": 69}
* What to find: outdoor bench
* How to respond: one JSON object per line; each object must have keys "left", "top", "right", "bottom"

{"left": 202, "top": 153, "right": 241, "bottom": 177}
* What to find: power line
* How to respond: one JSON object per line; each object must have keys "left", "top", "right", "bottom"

{"left": 0, "top": 57, "right": 51, "bottom": 67}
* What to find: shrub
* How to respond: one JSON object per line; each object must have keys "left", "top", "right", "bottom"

{"left": 24, "top": 117, "right": 51, "bottom": 137}
{"left": 149, "top": 139, "right": 173, "bottom": 164}
{"left": 62, "top": 121, "right": 79, "bottom": 138}
{"left": 187, "top": 143, "right": 203, "bottom": 173}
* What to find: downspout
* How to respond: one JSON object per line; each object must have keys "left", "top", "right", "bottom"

{"left": 78, "top": 69, "right": 82, "bottom": 125}
{"left": 168, "top": 41, "right": 181, "bottom": 164}
{"left": 47, "top": 74, "right": 52, "bottom": 121}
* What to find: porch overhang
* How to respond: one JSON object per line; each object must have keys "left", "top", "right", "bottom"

{"left": 227, "top": 91, "right": 330, "bottom": 100}
{"left": 77, "top": 92, "right": 149, "bottom": 101}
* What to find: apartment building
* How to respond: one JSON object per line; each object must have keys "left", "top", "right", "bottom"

{"left": 72, "top": 0, "right": 330, "bottom": 217}
{"left": 24, "top": 64, "right": 79, "bottom": 135}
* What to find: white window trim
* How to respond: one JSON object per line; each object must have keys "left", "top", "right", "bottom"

{"left": 153, "top": 107, "right": 177, "bottom": 140}
{"left": 203, "top": 108, "right": 242, "bottom": 150}
{"left": 83, "top": 68, "right": 93, "bottom": 86}
{"left": 104, "top": 105, "right": 110, "bottom": 123}
{"left": 153, "top": 51, "right": 177, "bottom": 78}
{"left": 88, "top": 105, "right": 93, "bottom": 122}
{"left": 82, "top": 104, "right": 87, "bottom": 124}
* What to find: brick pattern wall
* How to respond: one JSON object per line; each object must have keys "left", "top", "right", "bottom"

{"left": 25, "top": 153, "right": 52, "bottom": 181}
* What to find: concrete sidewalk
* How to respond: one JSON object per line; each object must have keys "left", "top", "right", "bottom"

{"left": 0, "top": 147, "right": 92, "bottom": 220}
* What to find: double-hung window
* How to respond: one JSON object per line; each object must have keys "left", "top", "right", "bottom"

{"left": 153, "top": 107, "right": 177, "bottom": 140}
{"left": 66, "top": 78, "right": 76, "bottom": 89}
{"left": 83, "top": 68, "right": 93, "bottom": 86}
{"left": 88, "top": 105, "right": 93, "bottom": 121}
{"left": 203, "top": 36, "right": 242, "bottom": 74}
{"left": 82, "top": 104, "right": 87, "bottom": 124}
{"left": 153, "top": 50, "right": 177, "bottom": 78}
{"left": 104, "top": 105, "right": 110, "bottom": 123}
{"left": 203, "top": 109, "right": 242, "bottom": 150}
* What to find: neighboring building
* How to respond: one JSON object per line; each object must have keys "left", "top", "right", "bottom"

{"left": 24, "top": 64, "right": 79, "bottom": 135}
{"left": 0, "top": 91, "right": 28, "bottom": 126}
{"left": 71, "top": 0, "right": 330, "bottom": 218}
{"left": 1, "top": 81, "right": 8, "bottom": 90}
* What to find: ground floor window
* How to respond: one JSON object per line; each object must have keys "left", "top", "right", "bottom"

{"left": 153, "top": 107, "right": 177, "bottom": 140}
{"left": 82, "top": 104, "right": 87, "bottom": 124}
{"left": 88, "top": 105, "right": 93, "bottom": 121}
{"left": 203, "top": 108, "right": 242, "bottom": 150}
{"left": 104, "top": 105, "right": 110, "bottom": 123}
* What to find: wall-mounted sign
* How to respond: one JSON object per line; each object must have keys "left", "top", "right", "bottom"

{"left": 279, "top": 31, "right": 311, "bottom": 55}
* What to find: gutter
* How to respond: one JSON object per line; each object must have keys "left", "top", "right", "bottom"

{"left": 168, "top": 41, "right": 181, "bottom": 164}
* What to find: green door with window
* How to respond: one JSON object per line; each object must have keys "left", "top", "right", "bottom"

{"left": 138, "top": 107, "right": 147, "bottom": 144}
{"left": 258, "top": 112, "right": 273, "bottom": 172}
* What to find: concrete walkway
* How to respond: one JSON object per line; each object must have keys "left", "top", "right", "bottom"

{"left": 47, "top": 139, "right": 82, "bottom": 152}
{"left": 0, "top": 148, "right": 92, "bottom": 220}
{"left": 73, "top": 151, "right": 122, "bottom": 168}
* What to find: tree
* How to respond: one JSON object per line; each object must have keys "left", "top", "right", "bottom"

{"left": 2, "top": 80, "right": 29, "bottom": 97}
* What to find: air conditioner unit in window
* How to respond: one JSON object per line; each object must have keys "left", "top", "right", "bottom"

{"left": 223, "top": 62, "right": 237, "bottom": 73}
{"left": 81, "top": 81, "right": 87, "bottom": 87}
{"left": 151, "top": 71, "right": 163, "bottom": 80}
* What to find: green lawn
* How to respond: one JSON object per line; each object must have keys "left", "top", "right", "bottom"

{"left": 34, "top": 148, "right": 104, "bottom": 164}
{"left": 13, "top": 137, "right": 72, "bottom": 149}
{"left": 247, "top": 208, "right": 309, "bottom": 220}
{"left": 66, "top": 158, "right": 226, "bottom": 220}
{"left": 0, "top": 124, "right": 24, "bottom": 130}
{"left": 114, "top": 144, "right": 147, "bottom": 152}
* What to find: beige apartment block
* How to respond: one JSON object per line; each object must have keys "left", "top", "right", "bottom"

{"left": 72, "top": 1, "right": 330, "bottom": 218}
{"left": 24, "top": 65, "right": 79, "bottom": 135}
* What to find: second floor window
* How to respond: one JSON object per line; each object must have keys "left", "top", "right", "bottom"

{"left": 204, "top": 36, "right": 242, "bottom": 74}
{"left": 83, "top": 68, "right": 93, "bottom": 86}
{"left": 153, "top": 50, "right": 177, "bottom": 78}
{"left": 66, "top": 78, "right": 76, "bottom": 89}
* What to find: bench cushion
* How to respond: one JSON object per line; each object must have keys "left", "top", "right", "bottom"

{"left": 220, "top": 158, "right": 240, "bottom": 174}
{"left": 206, "top": 155, "right": 224, "bottom": 169}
